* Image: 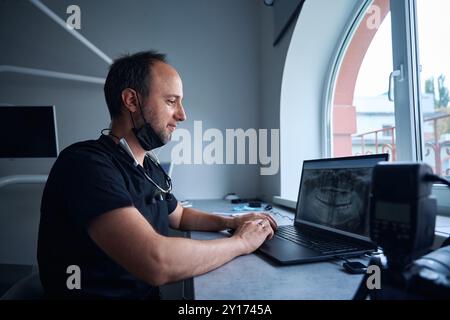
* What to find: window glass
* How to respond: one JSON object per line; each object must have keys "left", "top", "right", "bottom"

{"left": 417, "top": 0, "right": 450, "bottom": 178}
{"left": 333, "top": 1, "right": 395, "bottom": 160}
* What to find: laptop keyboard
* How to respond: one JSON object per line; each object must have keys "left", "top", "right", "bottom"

{"left": 276, "top": 226, "right": 366, "bottom": 255}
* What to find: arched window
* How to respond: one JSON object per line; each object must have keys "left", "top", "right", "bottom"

{"left": 279, "top": 0, "right": 450, "bottom": 216}
{"left": 329, "top": 0, "right": 450, "bottom": 179}
{"left": 331, "top": 0, "right": 395, "bottom": 159}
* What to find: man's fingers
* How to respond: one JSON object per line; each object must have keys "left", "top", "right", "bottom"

{"left": 254, "top": 218, "right": 264, "bottom": 225}
{"left": 257, "top": 219, "right": 274, "bottom": 240}
{"left": 261, "top": 213, "right": 277, "bottom": 230}
{"left": 265, "top": 225, "right": 275, "bottom": 240}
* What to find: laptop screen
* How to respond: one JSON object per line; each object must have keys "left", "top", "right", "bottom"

{"left": 296, "top": 154, "right": 388, "bottom": 239}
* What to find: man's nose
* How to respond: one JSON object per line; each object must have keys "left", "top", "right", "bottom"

{"left": 176, "top": 103, "right": 187, "bottom": 122}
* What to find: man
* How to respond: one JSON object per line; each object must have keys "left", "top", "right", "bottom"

{"left": 37, "top": 51, "right": 276, "bottom": 299}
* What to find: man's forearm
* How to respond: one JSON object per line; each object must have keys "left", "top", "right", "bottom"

{"left": 155, "top": 234, "right": 246, "bottom": 284}
{"left": 179, "top": 207, "right": 236, "bottom": 231}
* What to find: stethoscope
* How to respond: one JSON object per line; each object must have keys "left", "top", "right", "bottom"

{"left": 101, "top": 130, "right": 173, "bottom": 201}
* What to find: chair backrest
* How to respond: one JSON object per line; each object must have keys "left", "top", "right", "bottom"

{"left": 1, "top": 272, "right": 43, "bottom": 300}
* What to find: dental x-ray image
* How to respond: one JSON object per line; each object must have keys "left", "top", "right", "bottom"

{"left": 297, "top": 167, "right": 372, "bottom": 236}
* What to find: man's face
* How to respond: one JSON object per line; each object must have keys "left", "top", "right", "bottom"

{"left": 138, "top": 62, "right": 186, "bottom": 144}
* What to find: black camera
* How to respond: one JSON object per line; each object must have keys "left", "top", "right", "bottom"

{"left": 355, "top": 162, "right": 450, "bottom": 299}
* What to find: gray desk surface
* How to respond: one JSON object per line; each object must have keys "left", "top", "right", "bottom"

{"left": 189, "top": 200, "right": 368, "bottom": 300}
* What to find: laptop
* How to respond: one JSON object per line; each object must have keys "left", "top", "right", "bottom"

{"left": 259, "top": 154, "right": 389, "bottom": 264}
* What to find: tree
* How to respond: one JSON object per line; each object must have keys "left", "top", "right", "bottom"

{"left": 425, "top": 77, "right": 437, "bottom": 109}
{"left": 425, "top": 77, "right": 435, "bottom": 94}
{"left": 438, "top": 74, "right": 449, "bottom": 108}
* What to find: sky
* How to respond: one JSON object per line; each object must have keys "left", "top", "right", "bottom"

{"left": 354, "top": 0, "right": 450, "bottom": 98}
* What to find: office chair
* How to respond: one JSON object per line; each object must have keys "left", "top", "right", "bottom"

{"left": 1, "top": 270, "right": 193, "bottom": 300}
{"left": 0, "top": 271, "right": 44, "bottom": 300}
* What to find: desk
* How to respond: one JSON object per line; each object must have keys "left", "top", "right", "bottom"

{"left": 189, "top": 200, "right": 368, "bottom": 300}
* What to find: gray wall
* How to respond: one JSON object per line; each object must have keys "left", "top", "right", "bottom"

{"left": 258, "top": 4, "right": 295, "bottom": 202}
{"left": 0, "top": 0, "right": 264, "bottom": 199}
{"left": 0, "top": 0, "right": 290, "bottom": 264}
{"left": 280, "top": 0, "right": 365, "bottom": 201}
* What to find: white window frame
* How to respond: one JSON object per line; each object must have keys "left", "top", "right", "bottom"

{"left": 390, "top": 0, "right": 422, "bottom": 161}
{"left": 323, "top": 0, "right": 372, "bottom": 158}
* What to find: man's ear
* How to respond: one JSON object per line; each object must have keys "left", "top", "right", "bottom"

{"left": 121, "top": 88, "right": 138, "bottom": 113}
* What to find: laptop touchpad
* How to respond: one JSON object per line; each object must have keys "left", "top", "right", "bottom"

{"left": 259, "top": 237, "right": 320, "bottom": 264}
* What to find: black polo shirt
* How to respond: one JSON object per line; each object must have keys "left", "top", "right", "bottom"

{"left": 37, "top": 134, "right": 178, "bottom": 299}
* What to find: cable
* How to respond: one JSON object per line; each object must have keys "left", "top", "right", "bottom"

{"left": 100, "top": 128, "right": 121, "bottom": 142}
{"left": 424, "top": 173, "right": 450, "bottom": 187}
{"left": 335, "top": 256, "right": 351, "bottom": 263}
{"left": 264, "top": 205, "right": 295, "bottom": 222}
{"left": 365, "top": 249, "right": 383, "bottom": 258}
{"left": 418, "top": 256, "right": 450, "bottom": 271}
{"left": 270, "top": 210, "right": 295, "bottom": 222}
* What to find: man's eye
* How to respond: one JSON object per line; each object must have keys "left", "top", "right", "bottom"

{"left": 167, "top": 100, "right": 176, "bottom": 105}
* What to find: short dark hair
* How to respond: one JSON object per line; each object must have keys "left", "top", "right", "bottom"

{"left": 104, "top": 50, "right": 167, "bottom": 119}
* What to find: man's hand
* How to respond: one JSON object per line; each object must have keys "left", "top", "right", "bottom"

{"left": 232, "top": 219, "right": 275, "bottom": 254}
{"left": 231, "top": 212, "right": 277, "bottom": 233}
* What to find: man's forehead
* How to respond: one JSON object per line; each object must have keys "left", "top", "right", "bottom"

{"left": 150, "top": 62, "right": 182, "bottom": 92}
{"left": 151, "top": 62, "right": 179, "bottom": 80}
